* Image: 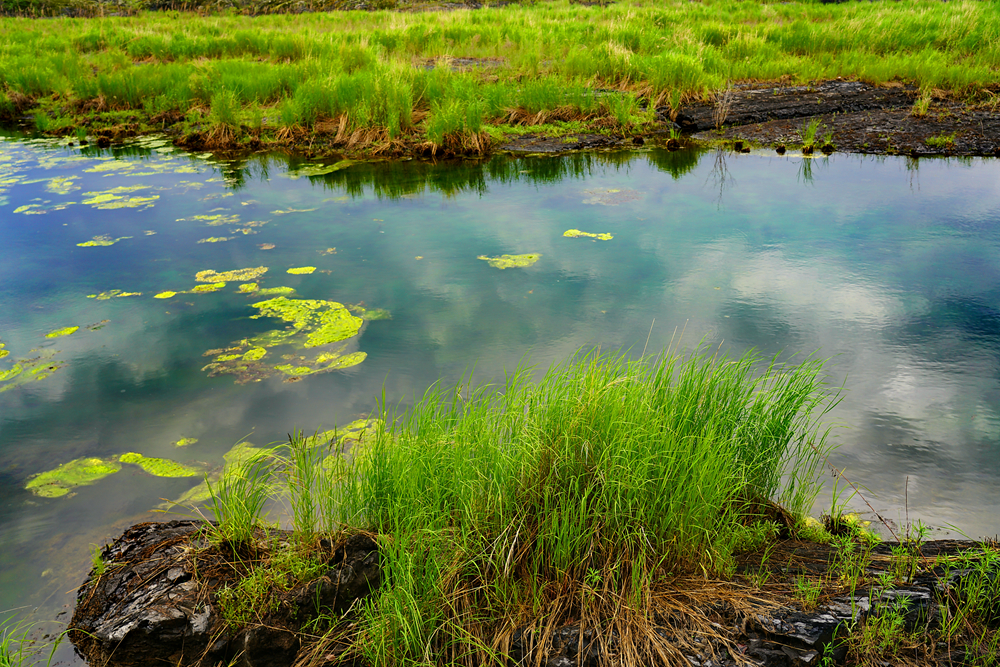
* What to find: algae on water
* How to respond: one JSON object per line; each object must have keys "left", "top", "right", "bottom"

{"left": 25, "top": 457, "right": 122, "bottom": 498}
{"left": 563, "top": 229, "right": 613, "bottom": 241}
{"left": 201, "top": 297, "right": 368, "bottom": 384}
{"left": 0, "top": 351, "right": 66, "bottom": 393}
{"left": 119, "top": 452, "right": 201, "bottom": 477}
{"left": 287, "top": 267, "right": 316, "bottom": 275}
{"left": 77, "top": 235, "right": 132, "bottom": 247}
{"left": 45, "top": 326, "right": 78, "bottom": 338}
{"left": 251, "top": 297, "right": 363, "bottom": 348}
{"left": 196, "top": 267, "right": 268, "bottom": 282}
{"left": 477, "top": 253, "right": 542, "bottom": 269}
{"left": 173, "top": 437, "right": 199, "bottom": 447}
{"left": 87, "top": 290, "right": 142, "bottom": 300}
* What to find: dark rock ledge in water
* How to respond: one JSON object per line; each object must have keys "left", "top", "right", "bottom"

{"left": 69, "top": 521, "right": 997, "bottom": 667}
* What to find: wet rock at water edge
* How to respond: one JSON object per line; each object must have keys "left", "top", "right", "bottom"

{"left": 69, "top": 520, "right": 380, "bottom": 667}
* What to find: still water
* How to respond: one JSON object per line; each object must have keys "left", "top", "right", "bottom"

{"left": 1, "top": 135, "right": 999, "bottom": 650}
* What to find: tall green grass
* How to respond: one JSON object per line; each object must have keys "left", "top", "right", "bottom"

{"left": 328, "top": 346, "right": 837, "bottom": 664}
{"left": 3, "top": 0, "right": 999, "bottom": 149}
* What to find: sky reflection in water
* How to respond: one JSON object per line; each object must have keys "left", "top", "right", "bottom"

{"left": 1, "top": 136, "right": 999, "bottom": 647}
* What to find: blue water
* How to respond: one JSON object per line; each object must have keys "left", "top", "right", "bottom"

{"left": 1, "top": 135, "right": 999, "bottom": 656}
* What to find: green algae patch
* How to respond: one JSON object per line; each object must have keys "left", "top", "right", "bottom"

{"left": 46, "top": 176, "right": 80, "bottom": 195}
{"left": 243, "top": 347, "right": 267, "bottom": 362}
{"left": 271, "top": 207, "right": 317, "bottom": 215}
{"left": 154, "top": 291, "right": 177, "bottom": 299}
{"left": 564, "top": 229, "right": 613, "bottom": 241}
{"left": 196, "top": 267, "right": 268, "bottom": 282}
{"left": 87, "top": 290, "right": 141, "bottom": 300}
{"left": 0, "top": 341, "right": 7, "bottom": 359}
{"left": 77, "top": 235, "right": 132, "bottom": 247}
{"left": 238, "top": 283, "right": 260, "bottom": 293}
{"left": 119, "top": 452, "right": 201, "bottom": 477}
{"left": 0, "top": 351, "right": 66, "bottom": 393}
{"left": 45, "top": 326, "right": 78, "bottom": 338}
{"left": 177, "top": 213, "right": 241, "bottom": 226}
{"left": 256, "top": 286, "right": 296, "bottom": 296}
{"left": 202, "top": 298, "right": 366, "bottom": 384}
{"left": 198, "top": 237, "right": 233, "bottom": 244}
{"left": 252, "top": 297, "right": 363, "bottom": 348}
{"left": 287, "top": 266, "right": 316, "bottom": 275}
{"left": 161, "top": 441, "right": 273, "bottom": 508}
{"left": 274, "top": 351, "right": 366, "bottom": 377}
{"left": 348, "top": 304, "right": 392, "bottom": 321}
{"left": 173, "top": 437, "right": 199, "bottom": 447}
{"left": 188, "top": 282, "right": 226, "bottom": 294}
{"left": 25, "top": 457, "right": 122, "bottom": 498}
{"left": 477, "top": 253, "right": 541, "bottom": 269}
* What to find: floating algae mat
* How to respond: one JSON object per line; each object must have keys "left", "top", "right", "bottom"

{"left": 25, "top": 457, "right": 122, "bottom": 498}
{"left": 119, "top": 452, "right": 201, "bottom": 477}
{"left": 201, "top": 296, "right": 366, "bottom": 383}
{"left": 564, "top": 229, "right": 613, "bottom": 241}
{"left": 477, "top": 253, "right": 542, "bottom": 269}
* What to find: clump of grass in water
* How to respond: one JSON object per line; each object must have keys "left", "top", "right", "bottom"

{"left": 333, "top": 346, "right": 838, "bottom": 665}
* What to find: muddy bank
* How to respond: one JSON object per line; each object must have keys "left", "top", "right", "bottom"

{"left": 671, "top": 79, "right": 1000, "bottom": 158}
{"left": 69, "top": 520, "right": 1000, "bottom": 667}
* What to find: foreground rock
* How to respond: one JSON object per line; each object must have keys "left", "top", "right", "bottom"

{"left": 70, "top": 521, "right": 997, "bottom": 667}
{"left": 69, "top": 521, "right": 380, "bottom": 667}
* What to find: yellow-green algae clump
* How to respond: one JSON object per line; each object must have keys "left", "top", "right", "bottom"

{"left": 0, "top": 351, "right": 66, "bottom": 393}
{"left": 252, "top": 297, "right": 363, "bottom": 348}
{"left": 87, "top": 290, "right": 141, "bottom": 300}
{"left": 77, "top": 235, "right": 132, "bottom": 247}
{"left": 25, "top": 457, "right": 122, "bottom": 498}
{"left": 45, "top": 326, "right": 78, "bottom": 338}
{"left": 0, "top": 341, "right": 7, "bottom": 359}
{"left": 119, "top": 452, "right": 201, "bottom": 477}
{"left": 173, "top": 437, "right": 199, "bottom": 447}
{"left": 201, "top": 297, "right": 368, "bottom": 384}
{"left": 256, "top": 286, "right": 296, "bottom": 296}
{"left": 287, "top": 266, "right": 316, "bottom": 275}
{"left": 196, "top": 267, "right": 268, "bottom": 282}
{"left": 189, "top": 282, "right": 226, "bottom": 294}
{"left": 477, "top": 253, "right": 542, "bottom": 269}
{"left": 563, "top": 229, "right": 614, "bottom": 241}
{"left": 154, "top": 291, "right": 177, "bottom": 299}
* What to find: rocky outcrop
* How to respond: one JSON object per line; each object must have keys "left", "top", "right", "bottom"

{"left": 69, "top": 521, "right": 380, "bottom": 667}
{"left": 69, "top": 523, "right": 996, "bottom": 667}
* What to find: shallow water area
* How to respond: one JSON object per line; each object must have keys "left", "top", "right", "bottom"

{"left": 1, "top": 134, "right": 999, "bottom": 659}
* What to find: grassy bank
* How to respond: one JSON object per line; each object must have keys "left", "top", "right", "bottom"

{"left": 199, "top": 346, "right": 840, "bottom": 664}
{"left": 2, "top": 0, "right": 999, "bottom": 156}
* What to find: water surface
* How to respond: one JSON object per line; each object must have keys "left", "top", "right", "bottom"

{"left": 2, "top": 136, "right": 999, "bottom": 653}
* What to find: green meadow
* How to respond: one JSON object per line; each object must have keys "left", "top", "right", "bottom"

{"left": 1, "top": 0, "right": 999, "bottom": 153}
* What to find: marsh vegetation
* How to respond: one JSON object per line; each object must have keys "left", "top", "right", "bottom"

{"left": 2, "top": 0, "right": 999, "bottom": 154}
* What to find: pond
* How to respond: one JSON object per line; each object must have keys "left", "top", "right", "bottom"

{"left": 2, "top": 134, "right": 999, "bottom": 653}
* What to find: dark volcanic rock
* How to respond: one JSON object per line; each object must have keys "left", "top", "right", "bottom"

{"left": 70, "top": 525, "right": 997, "bottom": 667}
{"left": 69, "top": 521, "right": 380, "bottom": 667}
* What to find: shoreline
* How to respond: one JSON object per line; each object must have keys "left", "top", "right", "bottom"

{"left": 5, "top": 78, "right": 998, "bottom": 161}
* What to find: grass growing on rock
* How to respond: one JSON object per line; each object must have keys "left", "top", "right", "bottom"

{"left": 3, "top": 0, "right": 1000, "bottom": 155}
{"left": 329, "top": 347, "right": 837, "bottom": 664}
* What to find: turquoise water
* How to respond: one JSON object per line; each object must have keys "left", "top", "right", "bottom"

{"left": 2, "top": 135, "right": 999, "bottom": 652}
